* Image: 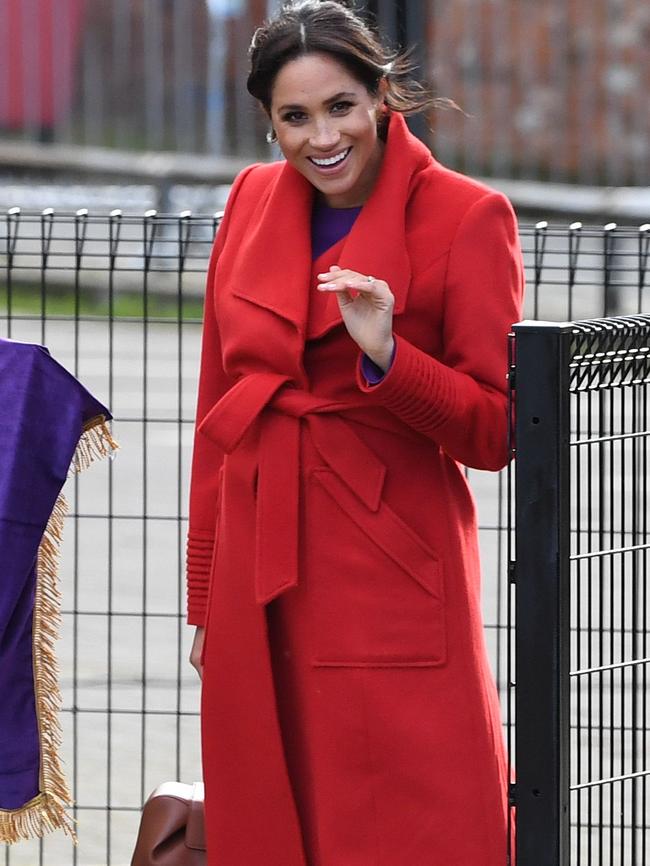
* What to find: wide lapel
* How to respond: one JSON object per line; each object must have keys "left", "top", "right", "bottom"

{"left": 309, "top": 112, "right": 434, "bottom": 340}
{"left": 224, "top": 112, "right": 434, "bottom": 344}
{"left": 229, "top": 161, "right": 314, "bottom": 336}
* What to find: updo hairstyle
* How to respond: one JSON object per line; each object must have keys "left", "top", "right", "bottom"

{"left": 247, "top": 0, "right": 437, "bottom": 118}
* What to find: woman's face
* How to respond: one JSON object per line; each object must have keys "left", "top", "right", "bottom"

{"left": 269, "top": 52, "right": 385, "bottom": 208}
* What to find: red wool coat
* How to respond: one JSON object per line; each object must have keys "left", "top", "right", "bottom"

{"left": 187, "top": 111, "right": 524, "bottom": 866}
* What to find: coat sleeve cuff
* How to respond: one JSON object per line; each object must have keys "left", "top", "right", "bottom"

{"left": 356, "top": 334, "right": 458, "bottom": 434}
{"left": 186, "top": 528, "right": 215, "bottom": 626}
{"left": 360, "top": 343, "right": 396, "bottom": 385}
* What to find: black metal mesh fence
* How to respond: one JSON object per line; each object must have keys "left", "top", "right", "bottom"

{"left": 2, "top": 212, "right": 216, "bottom": 866}
{"left": 512, "top": 315, "right": 650, "bottom": 865}
{"left": 570, "top": 319, "right": 650, "bottom": 863}
{"left": 1, "top": 212, "right": 649, "bottom": 865}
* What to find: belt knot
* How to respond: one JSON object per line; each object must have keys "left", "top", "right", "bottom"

{"left": 199, "top": 373, "right": 385, "bottom": 604}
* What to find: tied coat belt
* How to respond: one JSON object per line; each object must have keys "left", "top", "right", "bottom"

{"left": 198, "top": 371, "right": 410, "bottom": 606}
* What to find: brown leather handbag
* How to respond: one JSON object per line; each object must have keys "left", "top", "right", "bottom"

{"left": 131, "top": 782, "right": 205, "bottom": 866}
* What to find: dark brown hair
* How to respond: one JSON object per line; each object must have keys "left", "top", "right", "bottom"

{"left": 247, "top": 0, "right": 437, "bottom": 117}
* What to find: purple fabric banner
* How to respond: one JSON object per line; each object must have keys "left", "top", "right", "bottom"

{"left": 0, "top": 337, "right": 115, "bottom": 842}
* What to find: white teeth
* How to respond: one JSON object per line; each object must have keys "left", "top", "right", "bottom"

{"left": 310, "top": 148, "right": 350, "bottom": 167}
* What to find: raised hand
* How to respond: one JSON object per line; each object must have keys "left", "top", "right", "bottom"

{"left": 316, "top": 264, "right": 395, "bottom": 370}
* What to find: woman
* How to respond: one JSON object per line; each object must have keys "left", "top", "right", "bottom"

{"left": 186, "top": 2, "right": 524, "bottom": 864}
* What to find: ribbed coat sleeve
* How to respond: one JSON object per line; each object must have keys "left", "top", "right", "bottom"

{"left": 356, "top": 192, "right": 524, "bottom": 471}
{"left": 186, "top": 167, "right": 255, "bottom": 626}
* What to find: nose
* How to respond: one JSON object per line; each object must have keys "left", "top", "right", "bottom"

{"left": 309, "top": 119, "right": 341, "bottom": 150}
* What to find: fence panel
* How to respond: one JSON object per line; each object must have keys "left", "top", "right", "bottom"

{"left": 1, "top": 213, "right": 649, "bottom": 865}
{"left": 512, "top": 315, "right": 650, "bottom": 864}
{"left": 1, "top": 211, "right": 217, "bottom": 866}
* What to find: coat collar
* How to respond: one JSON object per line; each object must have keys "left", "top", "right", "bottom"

{"left": 229, "top": 112, "right": 433, "bottom": 339}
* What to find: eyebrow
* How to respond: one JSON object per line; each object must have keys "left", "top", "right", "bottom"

{"left": 277, "top": 91, "right": 357, "bottom": 112}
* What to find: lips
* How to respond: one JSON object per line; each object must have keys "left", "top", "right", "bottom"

{"left": 307, "top": 147, "right": 352, "bottom": 174}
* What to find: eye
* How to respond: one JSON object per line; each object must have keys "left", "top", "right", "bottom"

{"left": 331, "top": 100, "right": 353, "bottom": 113}
{"left": 282, "top": 110, "right": 307, "bottom": 123}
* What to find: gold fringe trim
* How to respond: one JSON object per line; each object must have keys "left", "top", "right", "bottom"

{"left": 0, "top": 793, "right": 74, "bottom": 845}
{"left": 1, "top": 417, "right": 118, "bottom": 845}
{"left": 0, "top": 495, "right": 76, "bottom": 845}
{"left": 70, "top": 414, "right": 119, "bottom": 475}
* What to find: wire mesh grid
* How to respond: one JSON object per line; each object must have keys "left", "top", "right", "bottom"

{"left": 2, "top": 211, "right": 218, "bottom": 866}
{"left": 1, "top": 211, "right": 649, "bottom": 865}
{"left": 569, "top": 318, "right": 650, "bottom": 863}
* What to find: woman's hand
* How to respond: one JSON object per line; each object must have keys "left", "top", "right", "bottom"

{"left": 190, "top": 626, "right": 205, "bottom": 680}
{"left": 316, "top": 265, "right": 395, "bottom": 370}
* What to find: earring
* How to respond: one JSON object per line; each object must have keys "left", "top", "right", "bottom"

{"left": 266, "top": 127, "right": 277, "bottom": 144}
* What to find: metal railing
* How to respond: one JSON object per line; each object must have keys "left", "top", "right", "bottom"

{"left": 512, "top": 316, "right": 650, "bottom": 864}
{"left": 1, "top": 212, "right": 649, "bottom": 865}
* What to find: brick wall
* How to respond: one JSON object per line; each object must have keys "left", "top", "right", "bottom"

{"left": 427, "top": 0, "right": 649, "bottom": 185}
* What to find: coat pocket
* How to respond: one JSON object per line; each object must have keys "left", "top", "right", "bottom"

{"left": 307, "top": 468, "right": 446, "bottom": 668}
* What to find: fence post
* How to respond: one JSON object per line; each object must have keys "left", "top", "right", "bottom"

{"left": 360, "top": 1, "right": 429, "bottom": 144}
{"left": 400, "top": 0, "right": 429, "bottom": 143}
{"left": 512, "top": 321, "right": 572, "bottom": 866}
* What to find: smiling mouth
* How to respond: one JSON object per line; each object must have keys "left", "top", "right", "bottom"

{"left": 307, "top": 147, "right": 352, "bottom": 169}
